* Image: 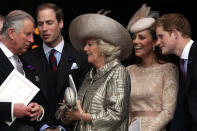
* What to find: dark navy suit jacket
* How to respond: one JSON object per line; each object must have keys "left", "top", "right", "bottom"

{"left": 169, "top": 41, "right": 197, "bottom": 131}
{"left": 0, "top": 48, "right": 39, "bottom": 131}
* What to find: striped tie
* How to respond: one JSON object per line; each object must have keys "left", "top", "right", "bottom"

{"left": 49, "top": 49, "right": 57, "bottom": 72}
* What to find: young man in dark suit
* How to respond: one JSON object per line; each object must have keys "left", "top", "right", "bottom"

{"left": 22, "top": 3, "right": 90, "bottom": 131}
{"left": 154, "top": 13, "right": 197, "bottom": 131}
{"left": 0, "top": 10, "right": 43, "bottom": 131}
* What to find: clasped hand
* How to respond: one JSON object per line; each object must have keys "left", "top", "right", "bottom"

{"left": 61, "top": 100, "right": 82, "bottom": 122}
{"left": 14, "top": 102, "right": 43, "bottom": 121}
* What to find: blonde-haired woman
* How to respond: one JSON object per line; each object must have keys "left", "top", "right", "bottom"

{"left": 59, "top": 13, "right": 132, "bottom": 131}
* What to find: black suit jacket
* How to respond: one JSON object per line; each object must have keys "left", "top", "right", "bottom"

{"left": 0, "top": 48, "right": 39, "bottom": 131}
{"left": 22, "top": 42, "right": 90, "bottom": 130}
{"left": 169, "top": 41, "right": 197, "bottom": 131}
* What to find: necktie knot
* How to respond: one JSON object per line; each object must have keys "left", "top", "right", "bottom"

{"left": 12, "top": 55, "right": 19, "bottom": 62}
{"left": 50, "top": 49, "right": 56, "bottom": 55}
{"left": 10, "top": 55, "right": 24, "bottom": 75}
{"left": 180, "top": 59, "right": 185, "bottom": 65}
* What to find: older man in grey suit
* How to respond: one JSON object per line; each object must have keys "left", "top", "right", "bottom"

{"left": 0, "top": 10, "right": 43, "bottom": 131}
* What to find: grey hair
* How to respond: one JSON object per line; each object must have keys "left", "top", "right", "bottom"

{"left": 1, "top": 10, "right": 34, "bottom": 38}
{"left": 96, "top": 39, "right": 121, "bottom": 62}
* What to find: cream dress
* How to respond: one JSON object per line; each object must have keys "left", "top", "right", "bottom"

{"left": 127, "top": 63, "right": 179, "bottom": 131}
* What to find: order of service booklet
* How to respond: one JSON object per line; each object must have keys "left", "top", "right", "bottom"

{"left": 0, "top": 69, "right": 40, "bottom": 126}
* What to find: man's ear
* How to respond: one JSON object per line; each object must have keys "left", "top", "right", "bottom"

{"left": 7, "top": 27, "right": 15, "bottom": 40}
{"left": 59, "top": 19, "right": 64, "bottom": 29}
{"left": 171, "top": 28, "right": 179, "bottom": 40}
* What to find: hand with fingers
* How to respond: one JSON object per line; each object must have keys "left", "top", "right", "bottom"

{"left": 65, "top": 100, "right": 83, "bottom": 121}
{"left": 13, "top": 103, "right": 31, "bottom": 118}
{"left": 97, "top": 9, "right": 111, "bottom": 16}
{"left": 27, "top": 102, "right": 43, "bottom": 121}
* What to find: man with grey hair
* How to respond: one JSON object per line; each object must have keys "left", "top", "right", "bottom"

{"left": 0, "top": 10, "right": 43, "bottom": 131}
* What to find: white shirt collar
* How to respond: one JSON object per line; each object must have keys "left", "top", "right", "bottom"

{"left": 180, "top": 39, "right": 194, "bottom": 59}
{"left": 0, "top": 42, "right": 15, "bottom": 58}
{"left": 43, "top": 37, "right": 64, "bottom": 54}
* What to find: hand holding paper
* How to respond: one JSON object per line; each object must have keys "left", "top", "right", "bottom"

{"left": 13, "top": 103, "right": 31, "bottom": 118}
{"left": 0, "top": 69, "right": 40, "bottom": 125}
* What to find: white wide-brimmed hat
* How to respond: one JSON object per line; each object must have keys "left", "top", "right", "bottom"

{"left": 69, "top": 14, "right": 132, "bottom": 61}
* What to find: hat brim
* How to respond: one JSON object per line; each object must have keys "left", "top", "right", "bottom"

{"left": 69, "top": 14, "right": 132, "bottom": 61}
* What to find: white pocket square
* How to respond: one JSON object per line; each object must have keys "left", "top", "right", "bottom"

{"left": 71, "top": 62, "right": 78, "bottom": 70}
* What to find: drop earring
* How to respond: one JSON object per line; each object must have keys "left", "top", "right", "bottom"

{"left": 152, "top": 46, "right": 155, "bottom": 51}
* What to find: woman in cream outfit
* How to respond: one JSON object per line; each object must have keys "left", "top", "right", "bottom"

{"left": 126, "top": 4, "right": 179, "bottom": 131}
{"left": 60, "top": 13, "right": 132, "bottom": 131}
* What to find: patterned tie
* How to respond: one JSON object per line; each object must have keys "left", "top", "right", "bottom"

{"left": 180, "top": 58, "right": 186, "bottom": 79}
{"left": 49, "top": 49, "right": 57, "bottom": 72}
{"left": 11, "top": 55, "right": 24, "bottom": 75}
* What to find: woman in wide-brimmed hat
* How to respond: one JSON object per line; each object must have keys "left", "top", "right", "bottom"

{"left": 60, "top": 13, "right": 132, "bottom": 131}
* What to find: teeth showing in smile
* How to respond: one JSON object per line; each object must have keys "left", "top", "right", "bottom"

{"left": 135, "top": 46, "right": 142, "bottom": 50}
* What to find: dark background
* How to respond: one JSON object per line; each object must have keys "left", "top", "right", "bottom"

{"left": 0, "top": 0, "right": 196, "bottom": 41}
{"left": 0, "top": 0, "right": 195, "bottom": 65}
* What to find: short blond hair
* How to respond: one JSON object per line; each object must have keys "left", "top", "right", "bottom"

{"left": 96, "top": 39, "right": 121, "bottom": 62}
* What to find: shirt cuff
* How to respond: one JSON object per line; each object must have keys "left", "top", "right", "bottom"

{"left": 40, "top": 124, "right": 49, "bottom": 131}
{"left": 57, "top": 125, "right": 66, "bottom": 131}
{"left": 40, "top": 124, "right": 66, "bottom": 131}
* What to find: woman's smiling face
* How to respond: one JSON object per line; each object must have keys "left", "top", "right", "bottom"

{"left": 132, "top": 30, "right": 155, "bottom": 59}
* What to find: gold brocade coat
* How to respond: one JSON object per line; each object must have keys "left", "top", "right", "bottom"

{"left": 74, "top": 59, "right": 131, "bottom": 131}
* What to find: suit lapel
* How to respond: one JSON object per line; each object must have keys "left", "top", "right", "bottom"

{"left": 186, "top": 42, "right": 197, "bottom": 92}
{"left": 56, "top": 43, "right": 73, "bottom": 97}
{"left": 21, "top": 57, "right": 39, "bottom": 86}
{"left": 0, "top": 49, "right": 14, "bottom": 77}
{"left": 32, "top": 47, "right": 49, "bottom": 101}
